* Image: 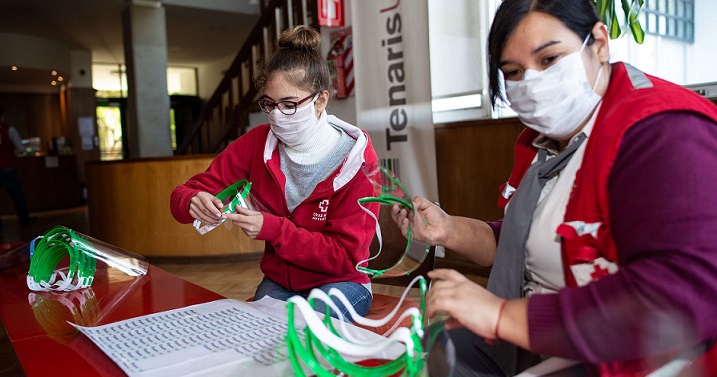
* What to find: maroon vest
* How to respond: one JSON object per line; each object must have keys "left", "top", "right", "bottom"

{"left": 501, "top": 63, "right": 717, "bottom": 376}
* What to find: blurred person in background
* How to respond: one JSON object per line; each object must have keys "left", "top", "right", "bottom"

{"left": 0, "top": 105, "right": 35, "bottom": 243}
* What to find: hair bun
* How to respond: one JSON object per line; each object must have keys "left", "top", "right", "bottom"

{"left": 277, "top": 25, "right": 322, "bottom": 50}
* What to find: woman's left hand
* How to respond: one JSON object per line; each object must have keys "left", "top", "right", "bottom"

{"left": 222, "top": 206, "right": 264, "bottom": 239}
{"left": 427, "top": 269, "right": 506, "bottom": 340}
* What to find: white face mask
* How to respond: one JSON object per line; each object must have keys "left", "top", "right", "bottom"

{"left": 504, "top": 36, "right": 603, "bottom": 139}
{"left": 268, "top": 94, "right": 320, "bottom": 148}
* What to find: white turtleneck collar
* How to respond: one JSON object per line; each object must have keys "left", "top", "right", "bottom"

{"left": 283, "top": 110, "right": 342, "bottom": 165}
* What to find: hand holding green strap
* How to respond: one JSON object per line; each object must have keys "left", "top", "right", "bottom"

{"left": 357, "top": 165, "right": 431, "bottom": 278}
{"left": 193, "top": 180, "right": 252, "bottom": 235}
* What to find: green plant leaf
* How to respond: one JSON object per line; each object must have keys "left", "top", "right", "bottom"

{"left": 624, "top": 0, "right": 645, "bottom": 44}
{"left": 595, "top": 0, "right": 644, "bottom": 44}
{"left": 594, "top": 0, "right": 609, "bottom": 20}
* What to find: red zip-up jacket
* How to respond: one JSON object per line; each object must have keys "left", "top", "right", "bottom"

{"left": 170, "top": 116, "right": 379, "bottom": 291}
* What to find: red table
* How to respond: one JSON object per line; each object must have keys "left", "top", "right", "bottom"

{"left": 0, "top": 243, "right": 224, "bottom": 376}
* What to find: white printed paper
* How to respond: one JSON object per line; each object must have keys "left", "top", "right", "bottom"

{"left": 74, "top": 297, "right": 400, "bottom": 377}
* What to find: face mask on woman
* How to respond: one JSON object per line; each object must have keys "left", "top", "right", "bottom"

{"left": 505, "top": 35, "right": 603, "bottom": 139}
{"left": 268, "top": 94, "right": 320, "bottom": 148}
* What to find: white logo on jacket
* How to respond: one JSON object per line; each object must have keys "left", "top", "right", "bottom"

{"left": 570, "top": 257, "right": 618, "bottom": 287}
{"left": 313, "top": 199, "right": 329, "bottom": 221}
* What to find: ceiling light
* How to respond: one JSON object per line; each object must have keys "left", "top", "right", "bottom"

{"left": 52, "top": 70, "right": 58, "bottom": 76}
{"left": 57, "top": 76, "right": 64, "bottom": 81}
{"left": 11, "top": 66, "right": 18, "bottom": 71}
{"left": 51, "top": 81, "right": 57, "bottom": 86}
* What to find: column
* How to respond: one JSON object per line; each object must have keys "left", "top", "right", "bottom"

{"left": 122, "top": 0, "right": 173, "bottom": 158}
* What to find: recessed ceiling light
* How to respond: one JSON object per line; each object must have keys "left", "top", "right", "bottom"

{"left": 11, "top": 66, "right": 18, "bottom": 71}
{"left": 51, "top": 81, "right": 57, "bottom": 85}
{"left": 58, "top": 76, "right": 64, "bottom": 81}
{"left": 52, "top": 70, "right": 57, "bottom": 76}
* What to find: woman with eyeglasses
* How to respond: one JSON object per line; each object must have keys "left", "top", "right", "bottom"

{"left": 394, "top": 0, "right": 717, "bottom": 375}
{"left": 171, "top": 25, "right": 379, "bottom": 321}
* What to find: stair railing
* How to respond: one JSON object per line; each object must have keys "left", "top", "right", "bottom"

{"left": 176, "top": 0, "right": 318, "bottom": 155}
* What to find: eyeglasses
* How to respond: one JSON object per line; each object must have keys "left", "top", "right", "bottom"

{"left": 257, "top": 93, "right": 318, "bottom": 115}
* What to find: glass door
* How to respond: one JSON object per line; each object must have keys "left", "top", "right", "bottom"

{"left": 96, "top": 98, "right": 126, "bottom": 161}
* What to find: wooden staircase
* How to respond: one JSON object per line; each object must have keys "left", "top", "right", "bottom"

{"left": 176, "top": 0, "right": 319, "bottom": 155}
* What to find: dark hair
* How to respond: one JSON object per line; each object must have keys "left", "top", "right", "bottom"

{"left": 487, "top": 0, "right": 600, "bottom": 107}
{"left": 254, "top": 25, "right": 332, "bottom": 94}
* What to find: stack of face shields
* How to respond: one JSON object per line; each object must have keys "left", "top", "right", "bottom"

{"left": 356, "top": 164, "right": 432, "bottom": 278}
{"left": 286, "top": 276, "right": 429, "bottom": 377}
{"left": 26, "top": 226, "right": 148, "bottom": 292}
{"left": 285, "top": 277, "right": 458, "bottom": 376}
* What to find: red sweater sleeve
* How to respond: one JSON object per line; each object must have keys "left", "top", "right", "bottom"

{"left": 256, "top": 178, "right": 378, "bottom": 278}
{"left": 169, "top": 128, "right": 260, "bottom": 224}
{"left": 528, "top": 112, "right": 717, "bottom": 362}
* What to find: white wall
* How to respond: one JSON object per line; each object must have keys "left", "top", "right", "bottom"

{"left": 428, "top": 0, "right": 482, "bottom": 99}
{"left": 196, "top": 54, "right": 235, "bottom": 100}
{"left": 609, "top": 1, "right": 716, "bottom": 86}
{"left": 688, "top": 0, "right": 717, "bottom": 85}
{"left": 428, "top": 0, "right": 491, "bottom": 122}
{"left": 70, "top": 50, "right": 94, "bottom": 89}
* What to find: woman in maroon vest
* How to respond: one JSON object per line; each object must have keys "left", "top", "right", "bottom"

{"left": 394, "top": 0, "right": 717, "bottom": 375}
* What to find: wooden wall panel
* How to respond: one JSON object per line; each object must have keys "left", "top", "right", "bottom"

{"left": 434, "top": 117, "right": 524, "bottom": 273}
{"left": 86, "top": 155, "right": 264, "bottom": 257}
{"left": 0, "top": 93, "right": 61, "bottom": 152}
{"left": 435, "top": 117, "right": 524, "bottom": 221}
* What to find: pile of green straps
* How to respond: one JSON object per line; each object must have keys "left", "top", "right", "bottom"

{"left": 27, "top": 226, "right": 97, "bottom": 292}
{"left": 27, "top": 225, "right": 147, "bottom": 292}
{"left": 286, "top": 276, "right": 430, "bottom": 377}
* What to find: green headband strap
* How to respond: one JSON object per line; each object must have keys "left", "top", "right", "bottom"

{"left": 193, "top": 180, "right": 252, "bottom": 235}
{"left": 357, "top": 166, "right": 431, "bottom": 278}
{"left": 215, "top": 180, "right": 252, "bottom": 203}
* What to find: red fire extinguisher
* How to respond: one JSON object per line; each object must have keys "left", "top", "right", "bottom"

{"left": 327, "top": 28, "right": 353, "bottom": 99}
{"left": 318, "top": 0, "right": 344, "bottom": 27}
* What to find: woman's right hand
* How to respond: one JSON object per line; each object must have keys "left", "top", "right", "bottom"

{"left": 189, "top": 192, "right": 224, "bottom": 225}
{"left": 391, "top": 196, "right": 450, "bottom": 246}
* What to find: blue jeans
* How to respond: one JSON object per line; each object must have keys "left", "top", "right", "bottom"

{"left": 254, "top": 278, "right": 372, "bottom": 322}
